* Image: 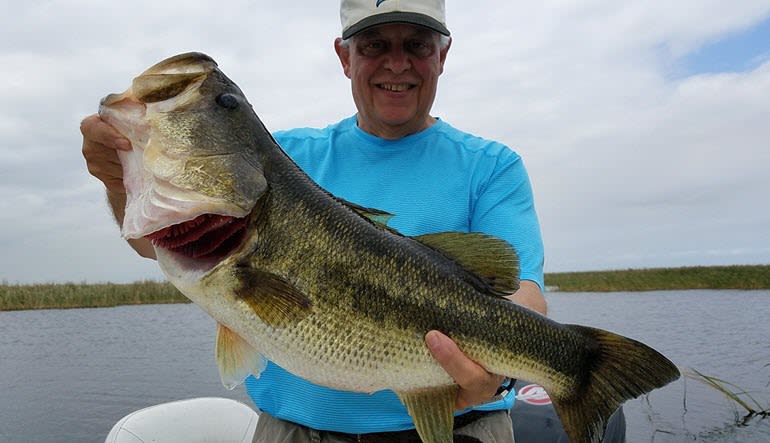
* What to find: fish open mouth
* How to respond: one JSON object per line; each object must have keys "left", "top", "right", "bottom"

{"left": 145, "top": 214, "right": 248, "bottom": 260}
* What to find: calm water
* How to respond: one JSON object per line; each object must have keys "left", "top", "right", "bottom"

{"left": 1, "top": 290, "right": 769, "bottom": 442}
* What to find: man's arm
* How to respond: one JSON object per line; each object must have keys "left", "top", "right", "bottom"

{"left": 106, "top": 188, "right": 157, "bottom": 259}
{"left": 81, "top": 114, "right": 156, "bottom": 259}
{"left": 506, "top": 280, "right": 547, "bottom": 315}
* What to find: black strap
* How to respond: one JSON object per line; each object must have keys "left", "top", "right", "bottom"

{"left": 495, "top": 378, "right": 517, "bottom": 396}
{"left": 326, "top": 409, "right": 494, "bottom": 443}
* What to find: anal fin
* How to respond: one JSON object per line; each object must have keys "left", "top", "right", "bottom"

{"left": 215, "top": 323, "right": 267, "bottom": 389}
{"left": 396, "top": 385, "right": 458, "bottom": 443}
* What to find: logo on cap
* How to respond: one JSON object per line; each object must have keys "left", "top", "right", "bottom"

{"left": 376, "top": 0, "right": 388, "bottom": 6}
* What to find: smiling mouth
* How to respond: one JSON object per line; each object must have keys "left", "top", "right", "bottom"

{"left": 377, "top": 83, "right": 416, "bottom": 92}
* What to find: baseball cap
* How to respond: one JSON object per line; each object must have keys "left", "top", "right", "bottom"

{"left": 340, "top": 0, "right": 450, "bottom": 39}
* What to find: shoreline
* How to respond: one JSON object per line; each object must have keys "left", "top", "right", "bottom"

{"left": 2, "top": 264, "right": 768, "bottom": 311}
{"left": 545, "top": 264, "right": 770, "bottom": 292}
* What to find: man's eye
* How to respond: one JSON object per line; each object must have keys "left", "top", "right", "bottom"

{"left": 360, "top": 41, "right": 387, "bottom": 56}
{"left": 406, "top": 40, "right": 434, "bottom": 57}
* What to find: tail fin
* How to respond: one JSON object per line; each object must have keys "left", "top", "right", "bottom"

{"left": 552, "top": 325, "right": 680, "bottom": 443}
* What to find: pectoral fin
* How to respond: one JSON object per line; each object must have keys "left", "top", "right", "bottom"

{"left": 396, "top": 385, "right": 458, "bottom": 443}
{"left": 215, "top": 323, "right": 267, "bottom": 390}
{"left": 233, "top": 267, "right": 312, "bottom": 328}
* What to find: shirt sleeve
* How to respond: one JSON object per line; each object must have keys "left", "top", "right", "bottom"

{"left": 469, "top": 149, "right": 545, "bottom": 290}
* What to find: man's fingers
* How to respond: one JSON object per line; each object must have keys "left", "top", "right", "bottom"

{"left": 81, "top": 114, "right": 129, "bottom": 192}
{"left": 426, "top": 330, "right": 482, "bottom": 386}
{"left": 425, "top": 330, "right": 504, "bottom": 409}
{"left": 80, "top": 114, "right": 131, "bottom": 151}
{"left": 85, "top": 149, "right": 126, "bottom": 191}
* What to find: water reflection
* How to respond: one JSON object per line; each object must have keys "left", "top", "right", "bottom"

{"left": 547, "top": 290, "right": 770, "bottom": 442}
{"left": 1, "top": 290, "right": 768, "bottom": 442}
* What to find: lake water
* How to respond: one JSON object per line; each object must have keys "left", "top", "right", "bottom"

{"left": 1, "top": 290, "right": 768, "bottom": 442}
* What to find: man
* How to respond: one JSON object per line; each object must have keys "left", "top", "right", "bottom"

{"left": 81, "top": 0, "right": 546, "bottom": 441}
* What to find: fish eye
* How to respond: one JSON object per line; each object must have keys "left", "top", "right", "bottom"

{"left": 216, "top": 93, "right": 239, "bottom": 109}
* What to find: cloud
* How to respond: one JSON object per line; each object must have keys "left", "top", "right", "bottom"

{"left": 1, "top": 1, "right": 769, "bottom": 282}
{"left": 434, "top": 1, "right": 770, "bottom": 271}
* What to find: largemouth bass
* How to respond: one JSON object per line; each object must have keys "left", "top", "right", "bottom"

{"left": 98, "top": 52, "right": 679, "bottom": 443}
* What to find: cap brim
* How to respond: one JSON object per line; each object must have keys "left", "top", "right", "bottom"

{"left": 342, "top": 11, "right": 450, "bottom": 39}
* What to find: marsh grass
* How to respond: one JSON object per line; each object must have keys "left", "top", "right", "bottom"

{"left": 684, "top": 367, "right": 769, "bottom": 423}
{"left": 3, "top": 264, "right": 769, "bottom": 311}
{"left": 545, "top": 264, "right": 770, "bottom": 292}
{"left": 0, "top": 280, "right": 187, "bottom": 311}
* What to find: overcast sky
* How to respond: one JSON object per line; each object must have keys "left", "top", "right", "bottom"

{"left": 1, "top": 1, "right": 769, "bottom": 284}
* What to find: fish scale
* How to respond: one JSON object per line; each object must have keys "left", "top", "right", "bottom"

{"left": 99, "top": 52, "right": 680, "bottom": 443}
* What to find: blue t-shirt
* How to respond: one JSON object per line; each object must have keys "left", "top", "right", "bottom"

{"left": 245, "top": 115, "right": 544, "bottom": 433}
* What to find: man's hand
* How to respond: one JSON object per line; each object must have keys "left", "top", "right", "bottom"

{"left": 425, "top": 330, "right": 505, "bottom": 410}
{"left": 80, "top": 114, "right": 156, "bottom": 259}
{"left": 426, "top": 281, "right": 546, "bottom": 409}
{"left": 80, "top": 114, "right": 131, "bottom": 193}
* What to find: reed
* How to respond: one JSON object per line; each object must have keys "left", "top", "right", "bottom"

{"left": 2, "top": 264, "right": 769, "bottom": 311}
{"left": 545, "top": 264, "right": 770, "bottom": 292}
{"left": 683, "top": 367, "right": 769, "bottom": 422}
{"left": 0, "top": 280, "right": 187, "bottom": 311}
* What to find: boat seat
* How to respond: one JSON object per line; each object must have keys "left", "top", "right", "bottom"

{"left": 104, "top": 397, "right": 258, "bottom": 443}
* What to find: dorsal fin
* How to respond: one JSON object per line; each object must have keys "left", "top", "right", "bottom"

{"left": 336, "top": 197, "right": 394, "bottom": 227}
{"left": 414, "top": 232, "right": 520, "bottom": 296}
{"left": 332, "top": 200, "right": 519, "bottom": 296}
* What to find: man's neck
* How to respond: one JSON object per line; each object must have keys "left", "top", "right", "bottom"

{"left": 356, "top": 115, "right": 437, "bottom": 140}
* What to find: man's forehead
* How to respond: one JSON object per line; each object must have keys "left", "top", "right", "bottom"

{"left": 354, "top": 23, "right": 438, "bottom": 40}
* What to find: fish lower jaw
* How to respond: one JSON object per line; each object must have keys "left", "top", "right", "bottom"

{"left": 156, "top": 245, "right": 223, "bottom": 286}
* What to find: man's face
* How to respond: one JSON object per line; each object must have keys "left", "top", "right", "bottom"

{"left": 335, "top": 23, "right": 451, "bottom": 139}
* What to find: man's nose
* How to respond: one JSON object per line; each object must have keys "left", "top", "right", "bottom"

{"left": 383, "top": 46, "right": 411, "bottom": 74}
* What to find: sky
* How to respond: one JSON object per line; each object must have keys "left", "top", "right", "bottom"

{"left": 1, "top": 0, "right": 769, "bottom": 284}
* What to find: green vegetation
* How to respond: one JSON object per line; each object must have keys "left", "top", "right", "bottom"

{"left": 0, "top": 280, "right": 187, "bottom": 311}
{"left": 545, "top": 264, "right": 770, "bottom": 292}
{"left": 1, "top": 265, "right": 768, "bottom": 311}
{"left": 683, "top": 367, "right": 769, "bottom": 421}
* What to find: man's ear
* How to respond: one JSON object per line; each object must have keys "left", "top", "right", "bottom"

{"left": 334, "top": 38, "right": 352, "bottom": 79}
{"left": 438, "top": 37, "right": 451, "bottom": 75}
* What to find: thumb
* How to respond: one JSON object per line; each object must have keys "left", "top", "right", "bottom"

{"left": 425, "top": 330, "right": 478, "bottom": 386}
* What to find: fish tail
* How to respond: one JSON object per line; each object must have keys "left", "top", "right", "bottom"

{"left": 551, "top": 325, "right": 680, "bottom": 443}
